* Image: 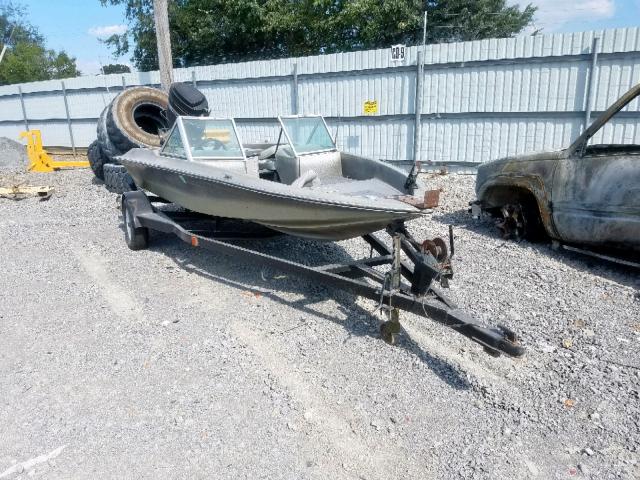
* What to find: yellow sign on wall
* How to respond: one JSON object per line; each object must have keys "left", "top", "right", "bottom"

{"left": 363, "top": 100, "right": 378, "bottom": 115}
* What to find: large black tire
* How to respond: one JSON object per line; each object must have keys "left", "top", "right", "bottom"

{"left": 97, "top": 106, "right": 121, "bottom": 162}
{"left": 87, "top": 140, "right": 108, "bottom": 180}
{"left": 104, "top": 164, "right": 136, "bottom": 194}
{"left": 106, "top": 87, "right": 169, "bottom": 153}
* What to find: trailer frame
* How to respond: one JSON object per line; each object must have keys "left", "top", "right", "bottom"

{"left": 121, "top": 190, "right": 525, "bottom": 358}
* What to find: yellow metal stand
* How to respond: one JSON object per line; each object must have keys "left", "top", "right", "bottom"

{"left": 19, "top": 130, "right": 89, "bottom": 172}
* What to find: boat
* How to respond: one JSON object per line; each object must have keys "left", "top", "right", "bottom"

{"left": 117, "top": 115, "right": 428, "bottom": 241}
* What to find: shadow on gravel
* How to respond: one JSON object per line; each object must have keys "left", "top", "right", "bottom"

{"left": 435, "top": 208, "right": 640, "bottom": 290}
{"left": 124, "top": 221, "right": 471, "bottom": 390}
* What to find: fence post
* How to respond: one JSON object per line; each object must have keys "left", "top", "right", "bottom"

{"left": 122, "top": 75, "right": 127, "bottom": 90}
{"left": 413, "top": 50, "right": 424, "bottom": 164}
{"left": 583, "top": 37, "right": 600, "bottom": 131}
{"left": 192, "top": 70, "right": 197, "bottom": 88}
{"left": 292, "top": 62, "right": 299, "bottom": 115}
{"left": 61, "top": 81, "right": 77, "bottom": 157}
{"left": 17, "top": 86, "right": 29, "bottom": 131}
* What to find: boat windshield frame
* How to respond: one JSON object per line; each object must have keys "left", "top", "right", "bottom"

{"left": 277, "top": 115, "right": 337, "bottom": 157}
{"left": 161, "top": 116, "right": 247, "bottom": 162}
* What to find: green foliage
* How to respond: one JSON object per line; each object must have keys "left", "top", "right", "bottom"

{"left": 101, "top": 0, "right": 536, "bottom": 70}
{"left": 425, "top": 0, "right": 537, "bottom": 43}
{"left": 102, "top": 63, "right": 131, "bottom": 74}
{"left": 0, "top": 1, "right": 80, "bottom": 85}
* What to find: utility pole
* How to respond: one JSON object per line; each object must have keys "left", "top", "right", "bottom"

{"left": 413, "top": 11, "right": 427, "bottom": 165}
{"left": 0, "top": 44, "right": 7, "bottom": 65}
{"left": 0, "top": 27, "right": 16, "bottom": 65}
{"left": 153, "top": 0, "right": 173, "bottom": 91}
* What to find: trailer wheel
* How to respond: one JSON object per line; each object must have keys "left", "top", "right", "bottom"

{"left": 122, "top": 198, "right": 149, "bottom": 250}
{"left": 104, "top": 164, "right": 136, "bottom": 194}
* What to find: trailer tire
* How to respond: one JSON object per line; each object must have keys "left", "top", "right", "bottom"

{"left": 106, "top": 87, "right": 169, "bottom": 153}
{"left": 104, "top": 164, "right": 136, "bottom": 194}
{"left": 87, "top": 140, "right": 108, "bottom": 180}
{"left": 122, "top": 198, "right": 149, "bottom": 250}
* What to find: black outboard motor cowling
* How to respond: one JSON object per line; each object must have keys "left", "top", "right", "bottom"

{"left": 166, "top": 83, "right": 209, "bottom": 127}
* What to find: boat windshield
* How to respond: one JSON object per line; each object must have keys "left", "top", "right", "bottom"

{"left": 280, "top": 117, "right": 335, "bottom": 155}
{"left": 181, "top": 118, "right": 244, "bottom": 159}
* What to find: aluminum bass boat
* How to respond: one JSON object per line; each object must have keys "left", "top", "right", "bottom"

{"left": 118, "top": 115, "right": 427, "bottom": 240}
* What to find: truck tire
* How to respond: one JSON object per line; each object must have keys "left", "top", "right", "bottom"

{"left": 87, "top": 140, "right": 108, "bottom": 180}
{"left": 104, "top": 164, "right": 136, "bottom": 194}
{"left": 106, "top": 87, "right": 168, "bottom": 153}
{"left": 97, "top": 106, "right": 121, "bottom": 162}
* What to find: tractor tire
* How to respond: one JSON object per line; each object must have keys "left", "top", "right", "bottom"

{"left": 87, "top": 140, "right": 108, "bottom": 181}
{"left": 104, "top": 164, "right": 136, "bottom": 194}
{"left": 97, "top": 106, "right": 121, "bottom": 162}
{"left": 106, "top": 86, "right": 169, "bottom": 154}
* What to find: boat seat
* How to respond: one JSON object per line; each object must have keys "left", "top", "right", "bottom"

{"left": 275, "top": 147, "right": 342, "bottom": 184}
{"left": 258, "top": 159, "right": 276, "bottom": 171}
{"left": 291, "top": 169, "right": 318, "bottom": 188}
{"left": 259, "top": 145, "right": 278, "bottom": 160}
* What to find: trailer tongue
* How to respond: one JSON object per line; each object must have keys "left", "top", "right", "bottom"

{"left": 121, "top": 190, "right": 524, "bottom": 358}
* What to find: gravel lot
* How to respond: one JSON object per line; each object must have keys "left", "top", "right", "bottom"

{"left": 0, "top": 165, "right": 638, "bottom": 479}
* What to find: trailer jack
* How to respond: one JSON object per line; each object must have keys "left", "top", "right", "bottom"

{"left": 121, "top": 190, "right": 525, "bottom": 358}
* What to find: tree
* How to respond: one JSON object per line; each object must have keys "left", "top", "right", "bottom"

{"left": 102, "top": 63, "right": 131, "bottom": 74}
{"left": 0, "top": 1, "right": 80, "bottom": 85}
{"left": 424, "top": 0, "right": 537, "bottom": 43}
{"left": 101, "top": 0, "right": 536, "bottom": 70}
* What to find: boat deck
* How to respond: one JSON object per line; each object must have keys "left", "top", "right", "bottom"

{"left": 310, "top": 177, "right": 403, "bottom": 199}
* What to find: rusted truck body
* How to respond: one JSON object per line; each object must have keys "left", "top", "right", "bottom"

{"left": 475, "top": 83, "right": 640, "bottom": 255}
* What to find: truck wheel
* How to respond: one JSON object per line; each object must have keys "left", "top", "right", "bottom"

{"left": 87, "top": 140, "right": 107, "bottom": 180}
{"left": 122, "top": 197, "right": 149, "bottom": 250}
{"left": 104, "top": 164, "right": 136, "bottom": 194}
{"left": 497, "top": 196, "right": 545, "bottom": 242}
{"left": 521, "top": 198, "right": 545, "bottom": 242}
{"left": 106, "top": 87, "right": 168, "bottom": 153}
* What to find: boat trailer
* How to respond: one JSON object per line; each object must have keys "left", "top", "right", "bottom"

{"left": 121, "top": 190, "right": 525, "bottom": 358}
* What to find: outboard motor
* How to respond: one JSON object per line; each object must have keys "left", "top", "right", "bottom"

{"left": 165, "top": 83, "right": 210, "bottom": 127}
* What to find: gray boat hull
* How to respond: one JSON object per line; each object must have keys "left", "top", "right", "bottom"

{"left": 119, "top": 149, "right": 423, "bottom": 241}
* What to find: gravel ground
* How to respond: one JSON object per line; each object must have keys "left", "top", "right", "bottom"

{"left": 0, "top": 167, "right": 638, "bottom": 479}
{"left": 0, "top": 137, "right": 28, "bottom": 171}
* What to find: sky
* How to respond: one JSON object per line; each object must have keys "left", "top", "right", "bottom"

{"left": 14, "top": 0, "right": 640, "bottom": 76}
{"left": 21, "top": 0, "right": 129, "bottom": 75}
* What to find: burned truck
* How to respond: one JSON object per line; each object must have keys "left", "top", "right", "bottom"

{"left": 473, "top": 83, "right": 640, "bottom": 261}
